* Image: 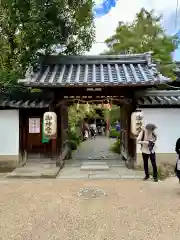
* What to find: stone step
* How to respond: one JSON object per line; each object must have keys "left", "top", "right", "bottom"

{"left": 73, "top": 156, "right": 121, "bottom": 161}
{"left": 81, "top": 161, "right": 108, "bottom": 165}
{"left": 80, "top": 163, "right": 110, "bottom": 171}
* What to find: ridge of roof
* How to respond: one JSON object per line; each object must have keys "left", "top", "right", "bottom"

{"left": 39, "top": 52, "right": 153, "bottom": 65}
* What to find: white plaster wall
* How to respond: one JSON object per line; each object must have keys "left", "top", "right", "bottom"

{"left": 0, "top": 110, "right": 19, "bottom": 155}
{"left": 137, "top": 108, "right": 180, "bottom": 154}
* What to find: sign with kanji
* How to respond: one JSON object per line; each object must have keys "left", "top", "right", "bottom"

{"left": 29, "top": 118, "right": 40, "bottom": 133}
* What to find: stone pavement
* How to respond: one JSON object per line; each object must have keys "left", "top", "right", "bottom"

{"left": 7, "top": 163, "right": 60, "bottom": 179}
{"left": 57, "top": 136, "right": 144, "bottom": 179}
{"left": 71, "top": 136, "right": 120, "bottom": 161}
{"left": 0, "top": 177, "right": 180, "bottom": 240}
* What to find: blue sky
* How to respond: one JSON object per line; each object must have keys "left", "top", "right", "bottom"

{"left": 88, "top": 0, "right": 180, "bottom": 61}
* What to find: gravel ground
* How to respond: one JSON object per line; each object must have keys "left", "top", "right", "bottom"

{"left": 0, "top": 178, "right": 180, "bottom": 240}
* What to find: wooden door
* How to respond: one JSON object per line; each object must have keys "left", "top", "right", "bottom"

{"left": 26, "top": 116, "right": 51, "bottom": 155}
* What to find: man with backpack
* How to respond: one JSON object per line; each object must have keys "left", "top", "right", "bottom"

{"left": 137, "top": 123, "right": 158, "bottom": 182}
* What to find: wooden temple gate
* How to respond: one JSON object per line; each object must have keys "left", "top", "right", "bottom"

{"left": 18, "top": 53, "right": 170, "bottom": 168}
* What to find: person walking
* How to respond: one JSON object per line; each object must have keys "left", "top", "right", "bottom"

{"left": 82, "top": 120, "right": 89, "bottom": 140}
{"left": 175, "top": 138, "right": 180, "bottom": 183}
{"left": 90, "top": 121, "right": 96, "bottom": 139}
{"left": 137, "top": 123, "right": 158, "bottom": 182}
{"left": 115, "top": 121, "right": 120, "bottom": 132}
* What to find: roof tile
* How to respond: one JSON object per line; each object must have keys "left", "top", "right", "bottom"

{"left": 137, "top": 90, "right": 180, "bottom": 106}
{"left": 0, "top": 100, "right": 51, "bottom": 108}
{"left": 19, "top": 53, "right": 170, "bottom": 86}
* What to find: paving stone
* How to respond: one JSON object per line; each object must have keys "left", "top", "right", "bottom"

{"left": 80, "top": 164, "right": 110, "bottom": 171}
{"left": 7, "top": 164, "right": 60, "bottom": 178}
{"left": 57, "top": 168, "right": 90, "bottom": 179}
{"left": 81, "top": 161, "right": 108, "bottom": 165}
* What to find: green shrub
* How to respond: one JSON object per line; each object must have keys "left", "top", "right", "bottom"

{"left": 109, "top": 128, "right": 120, "bottom": 138}
{"left": 69, "top": 131, "right": 81, "bottom": 145}
{"left": 110, "top": 139, "right": 121, "bottom": 154}
{"left": 68, "top": 140, "right": 78, "bottom": 150}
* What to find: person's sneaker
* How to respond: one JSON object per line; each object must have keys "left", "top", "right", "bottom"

{"left": 143, "top": 176, "right": 149, "bottom": 181}
{"left": 154, "top": 178, "right": 158, "bottom": 182}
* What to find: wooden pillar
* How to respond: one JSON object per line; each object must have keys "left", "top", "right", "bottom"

{"left": 120, "top": 99, "right": 136, "bottom": 169}
{"left": 55, "top": 105, "right": 61, "bottom": 163}
{"left": 51, "top": 138, "right": 57, "bottom": 160}
{"left": 56, "top": 102, "right": 69, "bottom": 167}
{"left": 60, "top": 102, "right": 69, "bottom": 146}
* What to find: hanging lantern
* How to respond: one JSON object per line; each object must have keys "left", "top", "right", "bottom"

{"left": 131, "top": 110, "right": 144, "bottom": 136}
{"left": 43, "top": 112, "right": 57, "bottom": 137}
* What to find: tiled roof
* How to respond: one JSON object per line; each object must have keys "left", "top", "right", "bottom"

{"left": 0, "top": 100, "right": 51, "bottom": 108}
{"left": 18, "top": 53, "right": 170, "bottom": 87}
{"left": 137, "top": 90, "right": 180, "bottom": 106}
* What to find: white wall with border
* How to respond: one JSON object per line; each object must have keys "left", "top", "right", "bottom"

{"left": 136, "top": 108, "right": 180, "bottom": 165}
{"left": 0, "top": 110, "right": 19, "bottom": 163}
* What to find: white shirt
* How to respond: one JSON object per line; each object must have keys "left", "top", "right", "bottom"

{"left": 137, "top": 130, "right": 156, "bottom": 154}
{"left": 90, "top": 124, "right": 96, "bottom": 129}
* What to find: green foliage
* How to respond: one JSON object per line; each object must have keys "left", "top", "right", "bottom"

{"left": 0, "top": 0, "right": 95, "bottom": 87}
{"left": 0, "top": 70, "right": 22, "bottom": 91}
{"left": 104, "top": 8, "right": 179, "bottom": 79}
{"left": 110, "top": 139, "right": 121, "bottom": 154}
{"left": 69, "top": 131, "right": 81, "bottom": 145}
{"left": 102, "top": 105, "right": 120, "bottom": 124}
{"left": 109, "top": 128, "right": 120, "bottom": 138}
{"left": 68, "top": 140, "right": 78, "bottom": 151}
{"left": 68, "top": 104, "right": 97, "bottom": 130}
{"left": 68, "top": 104, "right": 97, "bottom": 149}
{"left": 110, "top": 105, "right": 120, "bottom": 124}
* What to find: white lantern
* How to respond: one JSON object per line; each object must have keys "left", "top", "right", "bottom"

{"left": 43, "top": 112, "right": 57, "bottom": 137}
{"left": 131, "top": 110, "right": 144, "bottom": 136}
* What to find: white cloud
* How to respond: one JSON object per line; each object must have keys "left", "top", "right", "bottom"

{"left": 87, "top": 0, "right": 179, "bottom": 55}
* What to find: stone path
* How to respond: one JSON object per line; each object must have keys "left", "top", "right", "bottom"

{"left": 70, "top": 136, "right": 120, "bottom": 161}
{"left": 57, "top": 136, "right": 144, "bottom": 179}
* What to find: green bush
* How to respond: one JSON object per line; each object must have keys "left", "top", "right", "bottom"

{"left": 110, "top": 139, "right": 121, "bottom": 154}
{"left": 69, "top": 131, "right": 81, "bottom": 145}
{"left": 68, "top": 140, "right": 78, "bottom": 150}
{"left": 109, "top": 128, "right": 120, "bottom": 138}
